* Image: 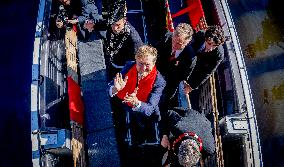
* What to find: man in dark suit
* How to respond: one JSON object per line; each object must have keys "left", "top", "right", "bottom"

{"left": 185, "top": 25, "right": 225, "bottom": 110}
{"left": 157, "top": 23, "right": 196, "bottom": 108}
{"left": 185, "top": 25, "right": 225, "bottom": 91}
{"left": 109, "top": 45, "right": 166, "bottom": 166}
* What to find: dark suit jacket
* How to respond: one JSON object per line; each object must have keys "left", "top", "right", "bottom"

{"left": 187, "top": 31, "right": 224, "bottom": 89}
{"left": 156, "top": 33, "right": 196, "bottom": 93}
{"left": 109, "top": 61, "right": 166, "bottom": 119}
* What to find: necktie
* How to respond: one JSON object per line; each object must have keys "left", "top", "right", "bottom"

{"left": 169, "top": 50, "right": 176, "bottom": 61}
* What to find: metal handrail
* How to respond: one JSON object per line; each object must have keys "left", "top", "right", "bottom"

{"left": 219, "top": 0, "right": 263, "bottom": 166}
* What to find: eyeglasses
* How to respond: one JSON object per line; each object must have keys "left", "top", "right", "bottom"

{"left": 136, "top": 61, "right": 153, "bottom": 68}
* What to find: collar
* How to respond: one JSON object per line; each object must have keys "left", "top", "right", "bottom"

{"left": 172, "top": 132, "right": 203, "bottom": 152}
{"left": 171, "top": 49, "right": 183, "bottom": 59}
{"left": 197, "top": 42, "right": 206, "bottom": 53}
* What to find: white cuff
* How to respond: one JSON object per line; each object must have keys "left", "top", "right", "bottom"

{"left": 109, "top": 86, "right": 117, "bottom": 97}
{"left": 132, "top": 101, "right": 141, "bottom": 111}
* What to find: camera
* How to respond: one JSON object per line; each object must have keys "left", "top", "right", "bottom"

{"left": 57, "top": 5, "right": 70, "bottom": 28}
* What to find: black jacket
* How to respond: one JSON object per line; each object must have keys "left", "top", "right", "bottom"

{"left": 187, "top": 31, "right": 224, "bottom": 89}
{"left": 156, "top": 33, "right": 196, "bottom": 90}
{"left": 104, "top": 23, "right": 143, "bottom": 67}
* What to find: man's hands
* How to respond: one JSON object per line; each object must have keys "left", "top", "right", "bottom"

{"left": 56, "top": 20, "right": 64, "bottom": 28}
{"left": 112, "top": 73, "right": 128, "bottom": 94}
{"left": 161, "top": 135, "right": 170, "bottom": 149}
{"left": 83, "top": 19, "right": 95, "bottom": 32}
{"left": 112, "top": 73, "right": 140, "bottom": 107}
{"left": 183, "top": 80, "right": 192, "bottom": 94}
{"left": 123, "top": 88, "right": 139, "bottom": 107}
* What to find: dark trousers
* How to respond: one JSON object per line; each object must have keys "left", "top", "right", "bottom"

{"left": 159, "top": 80, "right": 180, "bottom": 113}
{"left": 110, "top": 97, "right": 161, "bottom": 166}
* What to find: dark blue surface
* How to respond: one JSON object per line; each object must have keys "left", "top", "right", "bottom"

{"left": 247, "top": 53, "right": 284, "bottom": 78}
{"left": 0, "top": 0, "right": 39, "bottom": 166}
{"left": 127, "top": 13, "right": 146, "bottom": 43}
{"left": 170, "top": 0, "right": 190, "bottom": 27}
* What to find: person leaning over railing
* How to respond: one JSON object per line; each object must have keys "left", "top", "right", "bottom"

{"left": 184, "top": 25, "right": 225, "bottom": 109}
{"left": 76, "top": 1, "right": 103, "bottom": 40}
{"left": 185, "top": 25, "right": 225, "bottom": 92}
{"left": 156, "top": 23, "right": 196, "bottom": 109}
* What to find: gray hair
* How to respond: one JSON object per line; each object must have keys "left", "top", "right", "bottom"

{"left": 135, "top": 44, "right": 158, "bottom": 62}
{"left": 178, "top": 139, "right": 201, "bottom": 167}
{"left": 174, "top": 23, "right": 194, "bottom": 41}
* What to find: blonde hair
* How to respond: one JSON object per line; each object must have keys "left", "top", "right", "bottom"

{"left": 174, "top": 23, "right": 194, "bottom": 41}
{"left": 135, "top": 45, "right": 158, "bottom": 62}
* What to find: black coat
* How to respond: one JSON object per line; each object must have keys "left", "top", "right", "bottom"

{"left": 187, "top": 31, "right": 224, "bottom": 89}
{"left": 156, "top": 33, "right": 196, "bottom": 96}
{"left": 104, "top": 23, "right": 143, "bottom": 67}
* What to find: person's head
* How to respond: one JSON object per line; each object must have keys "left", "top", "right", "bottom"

{"left": 135, "top": 45, "right": 158, "bottom": 76}
{"left": 172, "top": 23, "right": 194, "bottom": 51}
{"left": 111, "top": 17, "right": 127, "bottom": 34}
{"left": 178, "top": 139, "right": 201, "bottom": 167}
{"left": 110, "top": 2, "right": 127, "bottom": 34}
{"left": 59, "top": 0, "right": 70, "bottom": 5}
{"left": 204, "top": 25, "right": 225, "bottom": 52}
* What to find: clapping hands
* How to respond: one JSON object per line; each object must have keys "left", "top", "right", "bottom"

{"left": 123, "top": 87, "right": 139, "bottom": 107}
{"left": 112, "top": 73, "right": 139, "bottom": 107}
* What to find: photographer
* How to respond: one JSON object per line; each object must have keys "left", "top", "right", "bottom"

{"left": 49, "top": 0, "right": 82, "bottom": 40}
{"left": 76, "top": 2, "right": 103, "bottom": 41}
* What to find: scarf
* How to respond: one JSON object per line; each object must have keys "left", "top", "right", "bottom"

{"left": 117, "top": 65, "right": 157, "bottom": 106}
